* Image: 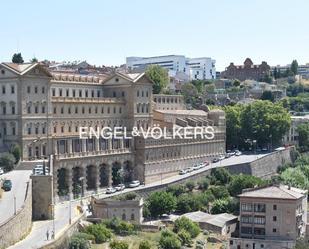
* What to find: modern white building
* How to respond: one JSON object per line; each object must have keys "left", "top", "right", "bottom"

{"left": 126, "top": 55, "right": 216, "bottom": 80}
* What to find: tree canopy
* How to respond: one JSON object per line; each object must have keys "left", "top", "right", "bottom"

{"left": 147, "top": 191, "right": 177, "bottom": 218}
{"left": 12, "top": 53, "right": 24, "bottom": 63}
{"left": 145, "top": 65, "right": 169, "bottom": 94}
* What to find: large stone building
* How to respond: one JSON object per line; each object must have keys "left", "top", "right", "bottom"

{"left": 229, "top": 184, "right": 308, "bottom": 249}
{"left": 0, "top": 62, "right": 225, "bottom": 202}
{"left": 221, "top": 58, "right": 271, "bottom": 81}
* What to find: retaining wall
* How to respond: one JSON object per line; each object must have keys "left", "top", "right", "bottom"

{"left": 0, "top": 181, "right": 32, "bottom": 249}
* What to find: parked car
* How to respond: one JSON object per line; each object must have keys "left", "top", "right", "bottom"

{"left": 0, "top": 167, "right": 4, "bottom": 175}
{"left": 212, "top": 158, "right": 219, "bottom": 163}
{"left": 219, "top": 155, "right": 225, "bottom": 160}
{"left": 203, "top": 161, "right": 210, "bottom": 166}
{"left": 235, "top": 150, "right": 242, "bottom": 156}
{"left": 179, "top": 169, "right": 187, "bottom": 175}
{"left": 128, "top": 180, "right": 140, "bottom": 188}
{"left": 193, "top": 164, "right": 200, "bottom": 170}
{"left": 106, "top": 187, "right": 117, "bottom": 194}
{"left": 262, "top": 147, "right": 268, "bottom": 152}
{"left": 2, "top": 179, "right": 12, "bottom": 191}
{"left": 115, "top": 184, "right": 125, "bottom": 191}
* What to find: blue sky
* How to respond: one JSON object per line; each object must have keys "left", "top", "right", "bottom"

{"left": 0, "top": 0, "right": 308, "bottom": 71}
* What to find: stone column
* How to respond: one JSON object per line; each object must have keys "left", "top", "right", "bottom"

{"left": 108, "top": 164, "right": 112, "bottom": 186}
{"left": 54, "top": 139, "right": 58, "bottom": 155}
{"left": 108, "top": 139, "right": 112, "bottom": 151}
{"left": 95, "top": 138, "right": 100, "bottom": 152}
{"left": 68, "top": 139, "right": 72, "bottom": 155}
{"left": 120, "top": 138, "right": 124, "bottom": 150}
{"left": 82, "top": 139, "right": 87, "bottom": 153}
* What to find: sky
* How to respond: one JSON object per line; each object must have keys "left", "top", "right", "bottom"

{"left": 0, "top": 0, "right": 308, "bottom": 71}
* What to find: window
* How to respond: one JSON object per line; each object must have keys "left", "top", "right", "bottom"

{"left": 35, "top": 127, "right": 39, "bottom": 135}
{"left": 42, "top": 106, "right": 45, "bottom": 113}
{"left": 119, "top": 107, "right": 122, "bottom": 114}
{"left": 1, "top": 69, "right": 5, "bottom": 75}
{"left": 137, "top": 90, "right": 139, "bottom": 97}
{"left": 68, "top": 126, "right": 71, "bottom": 132}
{"left": 113, "top": 107, "right": 116, "bottom": 114}
{"left": 42, "top": 87, "right": 45, "bottom": 94}
{"left": 146, "top": 91, "right": 149, "bottom": 97}
{"left": 122, "top": 91, "right": 125, "bottom": 97}
{"left": 91, "top": 90, "right": 94, "bottom": 98}
{"left": 28, "top": 127, "right": 31, "bottom": 135}
{"left": 59, "top": 89, "right": 62, "bottom": 96}
{"left": 27, "top": 106, "right": 31, "bottom": 114}
{"left": 73, "top": 89, "right": 76, "bottom": 97}
{"left": 66, "top": 89, "right": 69, "bottom": 97}
{"left": 61, "top": 126, "right": 64, "bottom": 133}
{"left": 107, "top": 107, "right": 110, "bottom": 114}
{"left": 53, "top": 126, "right": 57, "bottom": 133}
{"left": 35, "top": 106, "right": 38, "bottom": 114}
{"left": 61, "top": 107, "right": 64, "bottom": 114}
{"left": 241, "top": 215, "right": 253, "bottom": 224}
{"left": 241, "top": 227, "right": 252, "bottom": 234}
{"left": 122, "top": 213, "right": 126, "bottom": 220}
{"left": 27, "top": 86, "right": 31, "bottom": 94}
{"left": 273, "top": 228, "right": 277, "bottom": 233}
{"left": 89, "top": 107, "right": 91, "bottom": 114}
{"left": 2, "top": 85, "right": 5, "bottom": 94}
{"left": 34, "top": 86, "right": 38, "bottom": 94}
{"left": 68, "top": 107, "right": 71, "bottom": 114}
{"left": 11, "top": 86, "right": 15, "bottom": 94}
{"left": 113, "top": 91, "right": 116, "bottom": 97}
{"left": 142, "top": 91, "right": 144, "bottom": 97}
{"left": 254, "top": 204, "right": 266, "bottom": 212}
{"left": 42, "top": 127, "right": 46, "bottom": 134}
{"left": 53, "top": 107, "right": 57, "bottom": 114}
{"left": 12, "top": 126, "right": 16, "bottom": 136}
{"left": 75, "top": 107, "right": 78, "bottom": 114}
{"left": 273, "top": 216, "right": 277, "bottom": 221}
{"left": 254, "top": 216, "right": 265, "bottom": 225}
{"left": 2, "top": 106, "right": 6, "bottom": 114}
{"left": 52, "top": 88, "right": 55, "bottom": 96}
{"left": 273, "top": 205, "right": 277, "bottom": 210}
{"left": 101, "top": 107, "right": 104, "bottom": 113}
{"left": 254, "top": 228, "right": 265, "bottom": 235}
{"left": 79, "top": 90, "right": 82, "bottom": 97}
{"left": 11, "top": 106, "right": 15, "bottom": 114}
{"left": 97, "top": 90, "right": 100, "bottom": 97}
{"left": 95, "top": 107, "right": 98, "bottom": 114}
{"left": 85, "top": 90, "right": 88, "bottom": 98}
{"left": 241, "top": 203, "right": 253, "bottom": 212}
{"left": 82, "top": 107, "right": 85, "bottom": 114}
{"left": 131, "top": 213, "right": 135, "bottom": 221}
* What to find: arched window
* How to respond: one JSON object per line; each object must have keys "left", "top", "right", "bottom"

{"left": 131, "top": 213, "right": 135, "bottom": 221}
{"left": 122, "top": 213, "right": 126, "bottom": 220}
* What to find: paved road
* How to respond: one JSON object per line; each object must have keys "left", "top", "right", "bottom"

{"left": 0, "top": 170, "right": 32, "bottom": 225}
{"left": 9, "top": 201, "right": 82, "bottom": 249}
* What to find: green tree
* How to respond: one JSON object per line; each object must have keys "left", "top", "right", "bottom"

{"left": 208, "top": 186, "right": 230, "bottom": 200}
{"left": 228, "top": 174, "right": 264, "bottom": 197}
{"left": 185, "top": 181, "right": 195, "bottom": 191}
{"left": 166, "top": 184, "right": 186, "bottom": 196}
{"left": 260, "top": 90, "right": 274, "bottom": 102}
{"left": 181, "top": 82, "right": 198, "bottom": 105}
{"left": 173, "top": 216, "right": 200, "bottom": 238}
{"left": 210, "top": 168, "right": 231, "bottom": 185}
{"left": 176, "top": 194, "right": 202, "bottom": 213}
{"left": 280, "top": 167, "right": 309, "bottom": 190}
{"left": 147, "top": 191, "right": 177, "bottom": 218}
{"left": 0, "top": 152, "right": 16, "bottom": 171}
{"left": 145, "top": 65, "right": 168, "bottom": 94}
{"left": 233, "top": 79, "right": 241, "bottom": 87}
{"left": 240, "top": 100, "right": 290, "bottom": 148}
{"left": 210, "top": 197, "right": 239, "bottom": 214}
{"left": 12, "top": 53, "right": 24, "bottom": 63}
{"left": 110, "top": 240, "right": 129, "bottom": 249}
{"left": 139, "top": 240, "right": 152, "bottom": 249}
{"left": 83, "top": 223, "right": 112, "bottom": 243}
{"left": 10, "top": 144, "right": 21, "bottom": 163}
{"left": 102, "top": 217, "right": 135, "bottom": 235}
{"left": 197, "top": 178, "right": 209, "bottom": 190}
{"left": 159, "top": 230, "right": 181, "bottom": 249}
{"left": 294, "top": 238, "right": 309, "bottom": 249}
{"left": 177, "top": 229, "right": 192, "bottom": 246}
{"left": 291, "top": 60, "right": 298, "bottom": 75}
{"left": 30, "top": 57, "right": 38, "bottom": 63}
{"left": 297, "top": 123, "right": 309, "bottom": 151}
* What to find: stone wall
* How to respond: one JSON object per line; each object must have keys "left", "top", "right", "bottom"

{"left": 133, "top": 148, "right": 295, "bottom": 198}
{"left": 0, "top": 181, "right": 32, "bottom": 249}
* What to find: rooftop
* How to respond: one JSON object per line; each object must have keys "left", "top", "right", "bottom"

{"left": 238, "top": 185, "right": 307, "bottom": 200}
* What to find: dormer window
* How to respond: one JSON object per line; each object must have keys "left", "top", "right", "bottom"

{"left": 115, "top": 78, "right": 119, "bottom": 82}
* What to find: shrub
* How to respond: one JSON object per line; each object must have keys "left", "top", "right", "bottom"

{"left": 0, "top": 152, "right": 15, "bottom": 171}
{"left": 139, "top": 240, "right": 152, "bottom": 249}
{"left": 208, "top": 185, "right": 230, "bottom": 199}
{"left": 210, "top": 168, "right": 231, "bottom": 185}
{"left": 173, "top": 216, "right": 200, "bottom": 238}
{"left": 228, "top": 174, "right": 264, "bottom": 196}
{"left": 198, "top": 179, "right": 209, "bottom": 190}
{"left": 177, "top": 229, "right": 192, "bottom": 246}
{"left": 103, "top": 217, "right": 135, "bottom": 235}
{"left": 185, "top": 181, "right": 195, "bottom": 191}
{"left": 73, "top": 232, "right": 95, "bottom": 242}
{"left": 159, "top": 230, "right": 181, "bottom": 249}
{"left": 83, "top": 223, "right": 111, "bottom": 243}
{"left": 10, "top": 144, "right": 21, "bottom": 163}
{"left": 176, "top": 194, "right": 202, "bottom": 214}
{"left": 166, "top": 184, "right": 186, "bottom": 196}
{"left": 110, "top": 240, "right": 129, "bottom": 249}
{"left": 69, "top": 235, "right": 91, "bottom": 249}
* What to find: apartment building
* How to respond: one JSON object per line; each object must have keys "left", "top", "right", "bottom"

{"left": 229, "top": 185, "right": 308, "bottom": 249}
{"left": 0, "top": 62, "right": 225, "bottom": 201}
{"left": 126, "top": 55, "right": 216, "bottom": 80}
{"left": 283, "top": 115, "right": 309, "bottom": 146}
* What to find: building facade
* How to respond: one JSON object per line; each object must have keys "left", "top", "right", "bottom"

{"left": 221, "top": 58, "right": 270, "bottom": 81}
{"left": 126, "top": 55, "right": 216, "bottom": 80}
{"left": 0, "top": 62, "right": 225, "bottom": 202}
{"left": 283, "top": 115, "right": 309, "bottom": 146}
{"left": 229, "top": 185, "right": 308, "bottom": 249}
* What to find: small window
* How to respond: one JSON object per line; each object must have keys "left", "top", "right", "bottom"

{"left": 113, "top": 91, "right": 116, "bottom": 97}
{"left": 42, "top": 106, "right": 45, "bottom": 113}
{"left": 66, "top": 89, "right": 69, "bottom": 97}
{"left": 85, "top": 90, "right": 88, "bottom": 98}
{"left": 75, "top": 107, "right": 78, "bottom": 114}
{"left": 1, "top": 69, "right": 5, "bottom": 75}
{"left": 52, "top": 88, "right": 56, "bottom": 96}
{"left": 73, "top": 89, "right": 76, "bottom": 97}
{"left": 34, "top": 86, "right": 38, "bottom": 94}
{"left": 42, "top": 87, "right": 45, "bottom": 94}
{"left": 11, "top": 106, "right": 15, "bottom": 114}
{"left": 28, "top": 127, "right": 31, "bottom": 135}
{"left": 35, "top": 106, "right": 38, "bottom": 114}
{"left": 59, "top": 89, "right": 62, "bottom": 96}
{"left": 61, "top": 126, "right": 64, "bottom": 133}
{"left": 115, "top": 78, "right": 119, "bottom": 82}
{"left": 27, "top": 86, "right": 31, "bottom": 94}
{"left": 273, "top": 228, "right": 277, "bottom": 233}
{"left": 53, "top": 107, "right": 57, "bottom": 114}
{"left": 27, "top": 106, "right": 31, "bottom": 114}
{"left": 35, "top": 127, "right": 39, "bottom": 135}
{"left": 273, "top": 216, "right": 277, "bottom": 221}
{"left": 273, "top": 205, "right": 277, "bottom": 210}
{"left": 2, "top": 86, "right": 5, "bottom": 94}
{"left": 122, "top": 91, "right": 125, "bottom": 97}
{"left": 137, "top": 90, "right": 139, "bottom": 97}
{"left": 91, "top": 90, "right": 94, "bottom": 98}
{"left": 11, "top": 86, "right": 15, "bottom": 94}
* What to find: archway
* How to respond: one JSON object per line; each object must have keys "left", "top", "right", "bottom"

{"left": 57, "top": 168, "right": 68, "bottom": 196}
{"left": 72, "top": 167, "right": 83, "bottom": 198}
{"left": 99, "top": 164, "right": 109, "bottom": 187}
{"left": 112, "top": 161, "right": 123, "bottom": 185}
{"left": 86, "top": 165, "right": 97, "bottom": 190}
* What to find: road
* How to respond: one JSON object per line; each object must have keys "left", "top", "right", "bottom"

{"left": 0, "top": 170, "right": 32, "bottom": 225}
{"left": 9, "top": 200, "right": 82, "bottom": 249}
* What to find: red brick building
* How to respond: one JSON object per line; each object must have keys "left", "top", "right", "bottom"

{"left": 221, "top": 58, "right": 270, "bottom": 81}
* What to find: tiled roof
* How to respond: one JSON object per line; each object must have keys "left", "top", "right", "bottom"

{"left": 238, "top": 185, "right": 307, "bottom": 200}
